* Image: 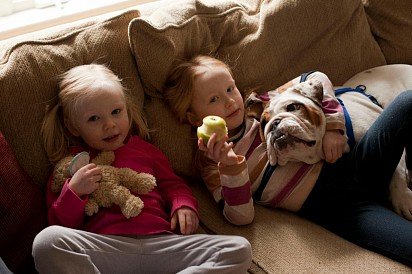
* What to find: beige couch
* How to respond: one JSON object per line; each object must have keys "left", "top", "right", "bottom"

{"left": 1, "top": 0, "right": 411, "bottom": 272}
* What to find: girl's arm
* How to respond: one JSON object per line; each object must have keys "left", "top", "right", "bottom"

{"left": 47, "top": 176, "right": 87, "bottom": 228}
{"left": 305, "top": 71, "right": 346, "bottom": 132}
{"left": 305, "top": 72, "right": 347, "bottom": 162}
{"left": 196, "top": 152, "right": 255, "bottom": 226}
{"left": 152, "top": 148, "right": 198, "bottom": 217}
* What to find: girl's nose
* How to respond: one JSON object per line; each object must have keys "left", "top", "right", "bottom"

{"left": 225, "top": 97, "right": 235, "bottom": 108}
{"left": 104, "top": 119, "right": 116, "bottom": 129}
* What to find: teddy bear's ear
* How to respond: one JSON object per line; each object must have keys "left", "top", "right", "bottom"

{"left": 51, "top": 155, "right": 73, "bottom": 193}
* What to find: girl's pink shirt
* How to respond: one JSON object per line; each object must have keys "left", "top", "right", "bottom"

{"left": 47, "top": 135, "right": 198, "bottom": 235}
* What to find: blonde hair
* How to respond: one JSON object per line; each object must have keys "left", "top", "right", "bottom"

{"left": 42, "top": 64, "right": 149, "bottom": 164}
{"left": 163, "top": 55, "right": 232, "bottom": 123}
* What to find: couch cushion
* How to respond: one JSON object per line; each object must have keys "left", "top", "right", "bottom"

{"left": 191, "top": 182, "right": 410, "bottom": 273}
{"left": 0, "top": 10, "right": 142, "bottom": 186}
{"left": 129, "top": 0, "right": 386, "bottom": 178}
{"left": 130, "top": 0, "right": 386, "bottom": 97}
{"left": 0, "top": 132, "right": 47, "bottom": 274}
{"left": 363, "top": 0, "right": 412, "bottom": 64}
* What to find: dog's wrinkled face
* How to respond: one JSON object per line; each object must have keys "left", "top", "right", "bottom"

{"left": 261, "top": 80, "right": 326, "bottom": 166}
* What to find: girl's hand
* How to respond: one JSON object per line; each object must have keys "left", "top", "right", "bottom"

{"left": 68, "top": 163, "right": 101, "bottom": 197}
{"left": 322, "top": 130, "right": 346, "bottom": 163}
{"left": 171, "top": 207, "right": 199, "bottom": 235}
{"left": 198, "top": 133, "right": 239, "bottom": 166}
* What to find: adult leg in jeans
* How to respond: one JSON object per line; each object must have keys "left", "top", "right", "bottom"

{"left": 300, "top": 91, "right": 412, "bottom": 267}
{"left": 346, "top": 90, "right": 412, "bottom": 266}
{"left": 351, "top": 90, "right": 412, "bottom": 201}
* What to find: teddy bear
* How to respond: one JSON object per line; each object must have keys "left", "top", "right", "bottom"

{"left": 52, "top": 151, "right": 157, "bottom": 219}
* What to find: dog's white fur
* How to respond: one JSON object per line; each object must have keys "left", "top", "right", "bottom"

{"left": 259, "top": 64, "right": 412, "bottom": 219}
{"left": 262, "top": 80, "right": 327, "bottom": 166}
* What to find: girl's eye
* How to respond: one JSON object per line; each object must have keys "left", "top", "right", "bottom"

{"left": 210, "top": 96, "right": 218, "bottom": 103}
{"left": 286, "top": 103, "right": 301, "bottom": 112}
{"left": 227, "top": 86, "right": 234, "bottom": 92}
{"left": 88, "top": 115, "right": 99, "bottom": 122}
{"left": 112, "top": 108, "right": 121, "bottom": 115}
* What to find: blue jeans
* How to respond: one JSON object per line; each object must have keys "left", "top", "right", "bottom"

{"left": 299, "top": 91, "right": 412, "bottom": 266}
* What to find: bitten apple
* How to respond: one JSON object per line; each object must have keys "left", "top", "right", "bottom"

{"left": 197, "top": 115, "right": 228, "bottom": 145}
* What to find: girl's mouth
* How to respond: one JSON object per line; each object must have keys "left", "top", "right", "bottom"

{"left": 226, "top": 108, "right": 240, "bottom": 119}
{"left": 103, "top": 134, "right": 120, "bottom": 142}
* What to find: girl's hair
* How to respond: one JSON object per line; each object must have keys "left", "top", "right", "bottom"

{"left": 42, "top": 64, "right": 149, "bottom": 164}
{"left": 163, "top": 55, "right": 232, "bottom": 123}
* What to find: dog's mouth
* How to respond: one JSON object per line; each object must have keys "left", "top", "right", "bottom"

{"left": 271, "top": 131, "right": 316, "bottom": 150}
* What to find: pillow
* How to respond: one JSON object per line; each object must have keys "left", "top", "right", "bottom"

{"left": 362, "top": 0, "right": 412, "bottom": 64}
{"left": 129, "top": 0, "right": 386, "bottom": 97}
{"left": 0, "top": 132, "right": 47, "bottom": 273}
{"left": 0, "top": 10, "right": 142, "bottom": 186}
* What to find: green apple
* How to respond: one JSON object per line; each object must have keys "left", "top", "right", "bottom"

{"left": 197, "top": 115, "right": 228, "bottom": 145}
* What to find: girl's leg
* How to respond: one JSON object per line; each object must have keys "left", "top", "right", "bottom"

{"left": 350, "top": 90, "right": 412, "bottom": 200}
{"left": 32, "top": 225, "right": 252, "bottom": 274}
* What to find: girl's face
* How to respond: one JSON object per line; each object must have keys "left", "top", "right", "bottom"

{"left": 188, "top": 65, "right": 245, "bottom": 134}
{"left": 66, "top": 87, "right": 130, "bottom": 151}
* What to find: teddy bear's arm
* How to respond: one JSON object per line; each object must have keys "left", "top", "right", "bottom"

{"left": 85, "top": 198, "right": 99, "bottom": 216}
{"left": 118, "top": 168, "right": 156, "bottom": 194}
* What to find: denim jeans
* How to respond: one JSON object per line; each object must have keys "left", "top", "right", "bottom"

{"left": 299, "top": 91, "right": 412, "bottom": 266}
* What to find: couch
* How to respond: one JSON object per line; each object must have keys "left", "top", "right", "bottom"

{"left": 1, "top": 0, "right": 411, "bottom": 273}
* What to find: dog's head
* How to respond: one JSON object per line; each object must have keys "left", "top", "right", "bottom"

{"left": 246, "top": 80, "right": 326, "bottom": 166}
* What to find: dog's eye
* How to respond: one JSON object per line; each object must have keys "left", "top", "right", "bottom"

{"left": 286, "top": 103, "right": 301, "bottom": 112}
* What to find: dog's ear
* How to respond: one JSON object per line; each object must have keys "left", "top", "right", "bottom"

{"left": 259, "top": 109, "right": 271, "bottom": 142}
{"left": 296, "top": 80, "right": 324, "bottom": 106}
{"left": 245, "top": 91, "right": 270, "bottom": 120}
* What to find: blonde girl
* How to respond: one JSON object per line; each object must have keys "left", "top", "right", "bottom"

{"left": 163, "top": 55, "right": 412, "bottom": 266}
{"left": 32, "top": 64, "right": 252, "bottom": 274}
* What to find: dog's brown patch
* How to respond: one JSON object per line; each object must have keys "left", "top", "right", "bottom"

{"left": 304, "top": 104, "right": 322, "bottom": 126}
{"left": 276, "top": 81, "right": 294, "bottom": 93}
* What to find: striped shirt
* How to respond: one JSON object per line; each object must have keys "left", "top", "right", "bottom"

{"left": 195, "top": 72, "right": 346, "bottom": 225}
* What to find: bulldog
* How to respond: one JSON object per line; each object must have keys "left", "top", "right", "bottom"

{"left": 250, "top": 64, "right": 412, "bottom": 166}
{"left": 246, "top": 64, "right": 412, "bottom": 218}
{"left": 259, "top": 79, "right": 328, "bottom": 166}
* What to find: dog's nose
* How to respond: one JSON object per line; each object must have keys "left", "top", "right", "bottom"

{"left": 269, "top": 119, "right": 281, "bottom": 132}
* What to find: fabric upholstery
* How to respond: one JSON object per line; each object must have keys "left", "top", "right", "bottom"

{"left": 129, "top": 0, "right": 386, "bottom": 98}
{"left": 0, "top": 10, "right": 142, "bottom": 186}
{"left": 0, "top": 132, "right": 47, "bottom": 274}
{"left": 191, "top": 182, "right": 410, "bottom": 273}
{"left": 362, "top": 0, "right": 412, "bottom": 64}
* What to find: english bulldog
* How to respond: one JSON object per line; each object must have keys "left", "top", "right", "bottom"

{"left": 258, "top": 79, "right": 329, "bottom": 166}
{"left": 246, "top": 64, "right": 412, "bottom": 218}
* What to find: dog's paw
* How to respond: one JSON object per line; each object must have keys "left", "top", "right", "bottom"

{"left": 390, "top": 185, "right": 412, "bottom": 221}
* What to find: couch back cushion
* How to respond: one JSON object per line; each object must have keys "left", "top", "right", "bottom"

{"left": 362, "top": 0, "right": 412, "bottom": 64}
{"left": 0, "top": 10, "right": 142, "bottom": 186}
{"left": 129, "top": 0, "right": 386, "bottom": 177}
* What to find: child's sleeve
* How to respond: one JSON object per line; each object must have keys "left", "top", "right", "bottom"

{"left": 152, "top": 149, "right": 199, "bottom": 217}
{"left": 305, "top": 71, "right": 346, "bottom": 133}
{"left": 47, "top": 175, "right": 87, "bottom": 228}
{"left": 196, "top": 152, "right": 255, "bottom": 226}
